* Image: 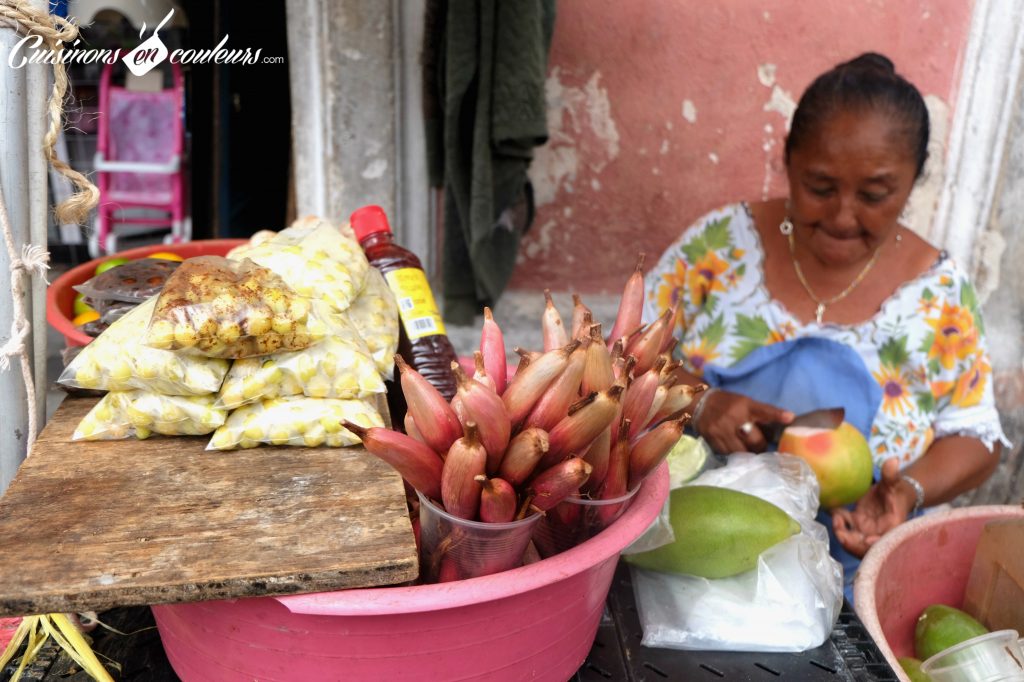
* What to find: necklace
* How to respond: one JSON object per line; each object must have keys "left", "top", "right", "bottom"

{"left": 787, "top": 231, "right": 884, "bottom": 324}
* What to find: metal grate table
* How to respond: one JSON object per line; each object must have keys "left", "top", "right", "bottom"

{"left": 575, "top": 564, "right": 899, "bottom": 681}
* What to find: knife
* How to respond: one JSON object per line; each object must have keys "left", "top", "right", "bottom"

{"left": 760, "top": 407, "right": 845, "bottom": 444}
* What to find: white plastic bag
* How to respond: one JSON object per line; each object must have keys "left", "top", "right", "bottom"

{"left": 58, "top": 297, "right": 230, "bottom": 396}
{"left": 73, "top": 391, "right": 227, "bottom": 440}
{"left": 206, "top": 396, "right": 383, "bottom": 450}
{"left": 631, "top": 453, "right": 843, "bottom": 652}
{"left": 226, "top": 217, "right": 369, "bottom": 313}
{"left": 345, "top": 268, "right": 400, "bottom": 378}
{"left": 215, "top": 302, "right": 385, "bottom": 408}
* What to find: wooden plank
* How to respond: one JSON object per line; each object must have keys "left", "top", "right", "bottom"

{"left": 0, "top": 398, "right": 418, "bottom": 617}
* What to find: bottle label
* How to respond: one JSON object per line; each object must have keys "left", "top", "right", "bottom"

{"left": 384, "top": 267, "right": 448, "bottom": 340}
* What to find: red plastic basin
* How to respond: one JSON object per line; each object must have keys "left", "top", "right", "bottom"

{"left": 854, "top": 505, "right": 1024, "bottom": 678}
{"left": 47, "top": 239, "right": 246, "bottom": 348}
{"left": 150, "top": 463, "right": 669, "bottom": 681}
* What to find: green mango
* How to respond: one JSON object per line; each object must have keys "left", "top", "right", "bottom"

{"left": 914, "top": 604, "right": 988, "bottom": 662}
{"left": 898, "top": 657, "right": 931, "bottom": 681}
{"left": 73, "top": 293, "right": 94, "bottom": 316}
{"left": 625, "top": 485, "right": 800, "bottom": 579}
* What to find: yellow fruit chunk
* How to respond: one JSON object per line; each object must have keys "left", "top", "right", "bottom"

{"left": 147, "top": 251, "right": 184, "bottom": 261}
{"left": 72, "top": 310, "right": 100, "bottom": 326}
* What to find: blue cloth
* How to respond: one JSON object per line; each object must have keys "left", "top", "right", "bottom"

{"left": 701, "top": 337, "right": 884, "bottom": 605}
{"left": 701, "top": 336, "right": 882, "bottom": 441}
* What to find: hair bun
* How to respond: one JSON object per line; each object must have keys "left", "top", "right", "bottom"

{"left": 842, "top": 52, "right": 896, "bottom": 75}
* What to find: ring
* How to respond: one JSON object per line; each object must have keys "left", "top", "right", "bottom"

{"left": 739, "top": 421, "right": 755, "bottom": 436}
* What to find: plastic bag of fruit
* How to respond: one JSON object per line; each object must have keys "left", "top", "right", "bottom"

{"left": 74, "top": 258, "right": 181, "bottom": 305}
{"left": 216, "top": 303, "right": 385, "bottom": 408}
{"left": 58, "top": 297, "right": 230, "bottom": 395}
{"left": 144, "top": 256, "right": 326, "bottom": 359}
{"left": 345, "top": 267, "right": 399, "bottom": 377}
{"left": 206, "top": 396, "right": 383, "bottom": 450}
{"left": 227, "top": 216, "right": 358, "bottom": 257}
{"left": 73, "top": 391, "right": 227, "bottom": 440}
{"left": 73, "top": 258, "right": 182, "bottom": 334}
{"left": 226, "top": 217, "right": 369, "bottom": 312}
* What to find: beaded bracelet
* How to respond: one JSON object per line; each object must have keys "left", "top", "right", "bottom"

{"left": 901, "top": 474, "right": 926, "bottom": 515}
{"left": 689, "top": 387, "right": 719, "bottom": 435}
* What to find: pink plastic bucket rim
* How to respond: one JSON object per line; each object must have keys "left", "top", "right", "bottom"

{"left": 854, "top": 505, "right": 1024, "bottom": 678}
{"left": 278, "top": 462, "right": 669, "bottom": 617}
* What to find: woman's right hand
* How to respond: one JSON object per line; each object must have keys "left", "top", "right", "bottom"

{"left": 693, "top": 389, "right": 794, "bottom": 454}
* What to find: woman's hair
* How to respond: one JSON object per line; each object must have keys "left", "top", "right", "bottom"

{"left": 785, "top": 52, "right": 930, "bottom": 179}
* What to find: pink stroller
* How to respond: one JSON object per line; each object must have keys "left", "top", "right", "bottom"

{"left": 91, "top": 60, "right": 187, "bottom": 256}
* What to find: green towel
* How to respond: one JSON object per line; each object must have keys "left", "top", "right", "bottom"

{"left": 424, "top": 0, "right": 556, "bottom": 324}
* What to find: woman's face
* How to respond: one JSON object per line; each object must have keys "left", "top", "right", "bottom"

{"left": 786, "top": 108, "right": 918, "bottom": 267}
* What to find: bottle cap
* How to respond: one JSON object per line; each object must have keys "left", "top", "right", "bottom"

{"left": 350, "top": 205, "right": 392, "bottom": 241}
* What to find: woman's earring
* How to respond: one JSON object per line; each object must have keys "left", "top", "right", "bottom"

{"left": 779, "top": 215, "right": 794, "bottom": 236}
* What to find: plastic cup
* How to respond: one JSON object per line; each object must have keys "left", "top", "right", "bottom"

{"left": 532, "top": 487, "right": 640, "bottom": 558}
{"left": 920, "top": 630, "right": 1024, "bottom": 682}
{"left": 416, "top": 491, "right": 541, "bottom": 583}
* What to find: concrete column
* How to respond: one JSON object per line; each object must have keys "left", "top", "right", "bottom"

{"left": 285, "top": 0, "right": 433, "bottom": 270}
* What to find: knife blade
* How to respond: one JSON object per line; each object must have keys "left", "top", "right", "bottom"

{"left": 760, "top": 407, "right": 845, "bottom": 444}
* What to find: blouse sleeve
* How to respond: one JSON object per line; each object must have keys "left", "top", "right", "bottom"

{"left": 928, "top": 270, "right": 1010, "bottom": 452}
{"left": 642, "top": 204, "right": 741, "bottom": 329}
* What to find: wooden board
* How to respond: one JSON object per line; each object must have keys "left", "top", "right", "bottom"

{"left": 0, "top": 397, "right": 418, "bottom": 617}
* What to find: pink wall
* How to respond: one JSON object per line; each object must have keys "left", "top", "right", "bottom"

{"left": 513, "top": 0, "right": 975, "bottom": 293}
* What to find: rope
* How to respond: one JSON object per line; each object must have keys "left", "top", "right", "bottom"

{"left": 0, "top": 1, "right": 99, "bottom": 449}
{"left": 0, "top": 0, "right": 99, "bottom": 225}
{"left": 0, "top": 188, "right": 48, "bottom": 444}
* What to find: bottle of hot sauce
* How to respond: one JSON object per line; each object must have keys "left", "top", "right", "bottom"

{"left": 350, "top": 206, "right": 458, "bottom": 425}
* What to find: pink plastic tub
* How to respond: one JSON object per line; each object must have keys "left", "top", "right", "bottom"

{"left": 854, "top": 505, "right": 1024, "bottom": 679}
{"left": 151, "top": 464, "right": 668, "bottom": 681}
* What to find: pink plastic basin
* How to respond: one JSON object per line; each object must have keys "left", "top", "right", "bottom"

{"left": 150, "top": 463, "right": 668, "bottom": 681}
{"left": 854, "top": 505, "right": 1024, "bottom": 679}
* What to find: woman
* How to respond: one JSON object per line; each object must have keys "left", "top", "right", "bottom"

{"left": 644, "top": 53, "right": 1006, "bottom": 590}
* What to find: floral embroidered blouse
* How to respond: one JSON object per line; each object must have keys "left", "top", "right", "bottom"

{"left": 643, "top": 203, "right": 1009, "bottom": 468}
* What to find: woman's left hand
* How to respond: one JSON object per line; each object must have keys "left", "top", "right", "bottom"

{"left": 832, "top": 458, "right": 915, "bottom": 558}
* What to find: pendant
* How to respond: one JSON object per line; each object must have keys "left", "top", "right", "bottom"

{"left": 815, "top": 302, "right": 825, "bottom": 324}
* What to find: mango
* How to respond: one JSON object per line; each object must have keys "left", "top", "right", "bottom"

{"left": 914, "top": 604, "right": 988, "bottom": 662}
{"left": 625, "top": 485, "right": 800, "bottom": 579}
{"left": 778, "top": 422, "right": 873, "bottom": 508}
{"left": 898, "top": 657, "right": 931, "bottom": 681}
{"left": 73, "top": 293, "right": 93, "bottom": 316}
{"left": 94, "top": 256, "right": 129, "bottom": 275}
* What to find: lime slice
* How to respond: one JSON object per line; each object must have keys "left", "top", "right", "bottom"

{"left": 666, "top": 435, "right": 709, "bottom": 488}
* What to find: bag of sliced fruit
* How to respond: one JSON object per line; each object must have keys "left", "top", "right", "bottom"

{"left": 227, "top": 217, "right": 370, "bottom": 313}
{"left": 206, "top": 396, "right": 383, "bottom": 450}
{"left": 58, "top": 297, "right": 230, "bottom": 396}
{"left": 344, "top": 267, "right": 399, "bottom": 378}
{"left": 215, "top": 301, "right": 385, "bottom": 409}
{"left": 144, "top": 256, "right": 327, "bottom": 359}
{"left": 73, "top": 391, "right": 227, "bottom": 440}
